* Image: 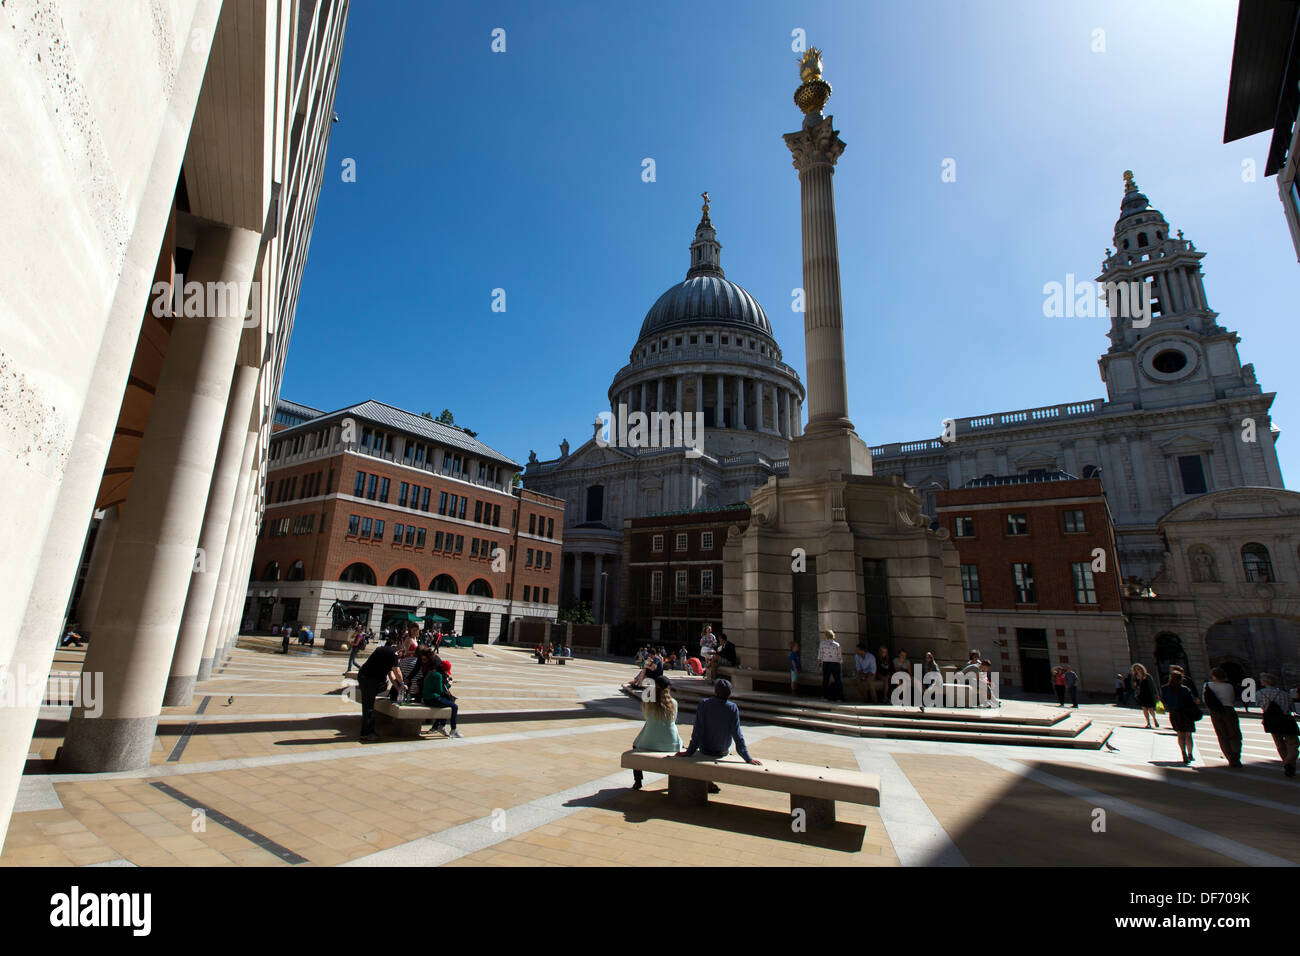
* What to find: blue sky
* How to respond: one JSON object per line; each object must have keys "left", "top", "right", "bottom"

{"left": 284, "top": 0, "right": 1298, "bottom": 481}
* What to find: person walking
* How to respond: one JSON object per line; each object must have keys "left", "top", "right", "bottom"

{"left": 1202, "top": 668, "right": 1243, "bottom": 768}
{"left": 789, "top": 641, "right": 802, "bottom": 697}
{"left": 1159, "top": 668, "right": 1202, "bottom": 765}
{"left": 1113, "top": 674, "right": 1126, "bottom": 707}
{"left": 1131, "top": 663, "right": 1160, "bottom": 728}
{"left": 1064, "top": 665, "right": 1080, "bottom": 708}
{"left": 1052, "top": 666, "right": 1067, "bottom": 707}
{"left": 1258, "top": 673, "right": 1299, "bottom": 777}
{"left": 629, "top": 675, "right": 681, "bottom": 789}
{"left": 817, "top": 629, "right": 844, "bottom": 702}
{"left": 345, "top": 627, "right": 367, "bottom": 674}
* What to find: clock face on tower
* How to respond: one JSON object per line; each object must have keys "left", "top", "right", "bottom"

{"left": 1139, "top": 339, "right": 1199, "bottom": 384}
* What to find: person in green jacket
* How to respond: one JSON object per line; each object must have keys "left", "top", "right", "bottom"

{"left": 630, "top": 676, "right": 681, "bottom": 790}
{"left": 421, "top": 658, "right": 463, "bottom": 738}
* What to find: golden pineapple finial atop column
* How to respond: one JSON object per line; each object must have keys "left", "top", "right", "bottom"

{"left": 794, "top": 47, "right": 832, "bottom": 116}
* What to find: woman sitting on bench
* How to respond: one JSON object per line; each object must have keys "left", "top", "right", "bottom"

{"left": 422, "top": 658, "right": 463, "bottom": 738}
{"left": 629, "top": 676, "right": 681, "bottom": 790}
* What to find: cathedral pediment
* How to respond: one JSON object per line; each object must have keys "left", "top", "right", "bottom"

{"left": 1157, "top": 432, "right": 1213, "bottom": 454}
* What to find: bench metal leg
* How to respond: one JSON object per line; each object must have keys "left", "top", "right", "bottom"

{"left": 668, "top": 776, "right": 709, "bottom": 807}
{"left": 791, "top": 795, "right": 836, "bottom": 829}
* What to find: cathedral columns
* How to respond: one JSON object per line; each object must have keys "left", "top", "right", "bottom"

{"left": 736, "top": 376, "right": 746, "bottom": 429}
{"left": 715, "top": 375, "right": 725, "bottom": 428}
{"left": 675, "top": 376, "right": 683, "bottom": 413}
{"left": 656, "top": 379, "right": 664, "bottom": 414}
{"left": 696, "top": 373, "right": 704, "bottom": 416}
{"left": 640, "top": 381, "right": 647, "bottom": 414}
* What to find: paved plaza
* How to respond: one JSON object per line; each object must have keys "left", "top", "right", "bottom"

{"left": 3, "top": 643, "right": 1296, "bottom": 868}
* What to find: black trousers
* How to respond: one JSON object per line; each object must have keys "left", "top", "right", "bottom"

{"left": 358, "top": 677, "right": 385, "bottom": 736}
{"left": 822, "top": 662, "right": 843, "bottom": 701}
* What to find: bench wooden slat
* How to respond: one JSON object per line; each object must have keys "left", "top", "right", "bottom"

{"left": 619, "top": 751, "right": 880, "bottom": 806}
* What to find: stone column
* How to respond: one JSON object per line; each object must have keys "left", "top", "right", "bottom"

{"left": 218, "top": 503, "right": 255, "bottom": 660}
{"left": 76, "top": 507, "right": 120, "bottom": 638}
{"left": 656, "top": 379, "right": 664, "bottom": 413}
{"left": 715, "top": 375, "right": 724, "bottom": 427}
{"left": 571, "top": 552, "right": 583, "bottom": 604}
{"left": 197, "top": 426, "right": 258, "bottom": 680}
{"left": 60, "top": 224, "right": 262, "bottom": 773}
{"left": 639, "top": 381, "right": 647, "bottom": 414}
{"left": 784, "top": 114, "right": 853, "bottom": 433}
{"left": 696, "top": 373, "right": 704, "bottom": 415}
{"left": 784, "top": 392, "right": 794, "bottom": 439}
{"left": 675, "top": 376, "right": 683, "bottom": 413}
{"left": 593, "top": 554, "right": 605, "bottom": 624}
{"left": 737, "top": 376, "right": 746, "bottom": 429}
{"left": 167, "top": 363, "right": 260, "bottom": 701}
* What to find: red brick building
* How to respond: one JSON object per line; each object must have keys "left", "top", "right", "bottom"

{"left": 620, "top": 506, "right": 749, "bottom": 652}
{"left": 936, "top": 473, "right": 1129, "bottom": 694}
{"left": 246, "top": 400, "right": 563, "bottom": 642}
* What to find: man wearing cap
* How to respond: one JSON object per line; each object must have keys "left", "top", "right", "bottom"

{"left": 677, "top": 679, "right": 762, "bottom": 786}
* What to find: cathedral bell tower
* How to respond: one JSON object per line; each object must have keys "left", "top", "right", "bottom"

{"left": 1096, "top": 171, "right": 1256, "bottom": 411}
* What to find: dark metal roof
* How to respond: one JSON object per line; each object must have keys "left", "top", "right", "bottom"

{"left": 637, "top": 274, "right": 773, "bottom": 344}
{"left": 1223, "top": 0, "right": 1300, "bottom": 175}
{"left": 961, "top": 471, "right": 1079, "bottom": 488}
{"left": 275, "top": 399, "right": 521, "bottom": 469}
{"left": 276, "top": 398, "right": 324, "bottom": 420}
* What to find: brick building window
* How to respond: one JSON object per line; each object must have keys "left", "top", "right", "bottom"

{"left": 523, "top": 585, "right": 531, "bottom": 602}
{"left": 529, "top": 514, "right": 536, "bottom": 534}
{"left": 416, "top": 528, "right": 426, "bottom": 548}
{"left": 650, "top": 571, "right": 663, "bottom": 601}
{"left": 434, "top": 531, "right": 443, "bottom": 549}
{"left": 1012, "top": 563, "right": 1036, "bottom": 604}
{"left": 700, "top": 569, "right": 714, "bottom": 595}
{"left": 379, "top": 478, "right": 390, "bottom": 503}
{"left": 675, "top": 533, "right": 688, "bottom": 552}
{"left": 702, "top": 532, "right": 714, "bottom": 550}
{"left": 420, "top": 488, "right": 430, "bottom": 511}
{"left": 542, "top": 588, "right": 549, "bottom": 603}
{"left": 374, "top": 520, "right": 384, "bottom": 539}
{"left": 526, "top": 548, "right": 533, "bottom": 566}
{"left": 347, "top": 514, "right": 360, "bottom": 536}
{"left": 494, "top": 505, "right": 502, "bottom": 527}
{"left": 366, "top": 475, "right": 378, "bottom": 500}
{"left": 360, "top": 517, "right": 372, "bottom": 538}
{"left": 545, "top": 552, "right": 552, "bottom": 568}
{"left": 1006, "top": 514, "right": 1028, "bottom": 536}
{"left": 405, "top": 526, "right": 415, "bottom": 546}
{"left": 1071, "top": 563, "right": 1097, "bottom": 604}
{"left": 393, "top": 522, "right": 404, "bottom": 543}
{"left": 399, "top": 482, "right": 409, "bottom": 507}
{"left": 960, "top": 564, "right": 981, "bottom": 603}
{"left": 652, "top": 534, "right": 664, "bottom": 553}
{"left": 455, "top": 535, "right": 464, "bottom": 553}
{"left": 674, "top": 569, "right": 688, "bottom": 600}
{"left": 1063, "top": 509, "right": 1086, "bottom": 533}
{"left": 546, "top": 517, "right": 554, "bottom": 537}
{"left": 954, "top": 516, "right": 975, "bottom": 537}
{"left": 353, "top": 472, "right": 365, "bottom": 496}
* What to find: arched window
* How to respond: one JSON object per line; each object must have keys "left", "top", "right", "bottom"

{"left": 1154, "top": 633, "right": 1189, "bottom": 683}
{"left": 466, "top": 578, "right": 493, "bottom": 598}
{"left": 1137, "top": 232, "right": 1148, "bottom": 248}
{"left": 430, "top": 574, "right": 458, "bottom": 594}
{"left": 339, "top": 562, "right": 376, "bottom": 586}
{"left": 1081, "top": 465, "right": 1099, "bottom": 479}
{"left": 1122, "top": 239, "right": 1130, "bottom": 250}
{"left": 287, "top": 560, "right": 305, "bottom": 581}
{"left": 386, "top": 568, "right": 420, "bottom": 589}
{"left": 262, "top": 561, "right": 280, "bottom": 581}
{"left": 1241, "top": 543, "right": 1274, "bottom": 583}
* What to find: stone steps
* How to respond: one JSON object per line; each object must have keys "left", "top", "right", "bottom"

{"left": 628, "top": 681, "right": 1113, "bottom": 749}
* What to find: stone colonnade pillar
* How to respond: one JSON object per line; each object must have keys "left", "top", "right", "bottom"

{"left": 197, "top": 425, "right": 258, "bottom": 680}
{"left": 165, "top": 362, "right": 260, "bottom": 702}
{"left": 76, "top": 506, "right": 120, "bottom": 638}
{"left": 60, "top": 225, "right": 262, "bottom": 772}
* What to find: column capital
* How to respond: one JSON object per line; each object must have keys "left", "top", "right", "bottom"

{"left": 783, "top": 114, "right": 845, "bottom": 172}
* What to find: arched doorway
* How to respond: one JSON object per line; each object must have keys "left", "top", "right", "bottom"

{"left": 1154, "top": 632, "right": 1189, "bottom": 684}
{"left": 1206, "top": 616, "right": 1300, "bottom": 690}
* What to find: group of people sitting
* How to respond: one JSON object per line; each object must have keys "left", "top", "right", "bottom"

{"left": 534, "top": 643, "right": 573, "bottom": 663}
{"left": 812, "top": 634, "right": 994, "bottom": 707}
{"left": 355, "top": 623, "right": 463, "bottom": 741}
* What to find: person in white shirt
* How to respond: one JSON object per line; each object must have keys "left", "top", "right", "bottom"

{"left": 817, "top": 629, "right": 843, "bottom": 702}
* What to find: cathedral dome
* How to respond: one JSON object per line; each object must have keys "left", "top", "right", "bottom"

{"left": 635, "top": 194, "right": 774, "bottom": 346}
{"left": 637, "top": 273, "right": 772, "bottom": 343}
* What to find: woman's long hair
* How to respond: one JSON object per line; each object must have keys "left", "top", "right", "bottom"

{"left": 1131, "top": 663, "right": 1148, "bottom": 681}
{"left": 642, "top": 683, "right": 675, "bottom": 722}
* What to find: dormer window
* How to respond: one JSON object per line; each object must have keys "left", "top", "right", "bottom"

{"left": 1137, "top": 233, "right": 1149, "bottom": 248}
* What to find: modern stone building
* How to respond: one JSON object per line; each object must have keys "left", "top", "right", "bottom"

{"left": 0, "top": 0, "right": 349, "bottom": 848}
{"left": 248, "top": 399, "right": 563, "bottom": 642}
{"left": 525, "top": 196, "right": 805, "bottom": 625}
{"left": 870, "top": 174, "right": 1296, "bottom": 684}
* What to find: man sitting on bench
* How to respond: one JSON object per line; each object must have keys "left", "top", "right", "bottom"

{"left": 676, "top": 679, "right": 761, "bottom": 791}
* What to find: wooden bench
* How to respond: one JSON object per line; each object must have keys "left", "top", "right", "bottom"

{"left": 619, "top": 751, "right": 881, "bottom": 828}
{"left": 373, "top": 698, "right": 452, "bottom": 737}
